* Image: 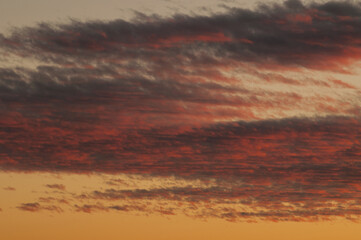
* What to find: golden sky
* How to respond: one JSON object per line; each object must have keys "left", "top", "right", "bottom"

{"left": 1, "top": 172, "right": 361, "bottom": 240}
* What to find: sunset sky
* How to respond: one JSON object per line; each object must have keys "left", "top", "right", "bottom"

{"left": 1, "top": 0, "right": 361, "bottom": 239}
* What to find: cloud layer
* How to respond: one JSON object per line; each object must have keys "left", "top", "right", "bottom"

{"left": 2, "top": 0, "right": 361, "bottom": 70}
{"left": 1, "top": 0, "right": 361, "bottom": 222}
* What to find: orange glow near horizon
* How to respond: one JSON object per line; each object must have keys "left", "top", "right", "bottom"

{"left": 1, "top": 172, "right": 361, "bottom": 240}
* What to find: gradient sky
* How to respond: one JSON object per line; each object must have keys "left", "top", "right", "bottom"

{"left": 1, "top": 0, "right": 361, "bottom": 239}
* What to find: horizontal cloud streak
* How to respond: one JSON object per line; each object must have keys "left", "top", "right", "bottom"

{"left": 45, "top": 184, "right": 66, "bottom": 191}
{"left": 2, "top": 0, "right": 361, "bottom": 70}
{"left": 17, "top": 202, "right": 63, "bottom": 213}
{"left": 1, "top": 116, "right": 360, "bottom": 179}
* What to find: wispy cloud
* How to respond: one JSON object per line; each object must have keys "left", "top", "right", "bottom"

{"left": 17, "top": 202, "right": 63, "bottom": 213}
{"left": 45, "top": 184, "right": 66, "bottom": 191}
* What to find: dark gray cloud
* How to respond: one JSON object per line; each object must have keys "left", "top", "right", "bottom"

{"left": 1, "top": 115, "right": 360, "bottom": 178}
{"left": 2, "top": 0, "right": 361, "bottom": 70}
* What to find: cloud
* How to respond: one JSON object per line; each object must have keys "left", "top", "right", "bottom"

{"left": 0, "top": 1, "right": 359, "bottom": 140}
{"left": 1, "top": 116, "right": 360, "bottom": 179}
{"left": 1, "top": 0, "right": 361, "bottom": 222}
{"left": 38, "top": 197, "right": 69, "bottom": 204}
{"left": 73, "top": 201, "right": 176, "bottom": 216}
{"left": 2, "top": 0, "right": 361, "bottom": 71}
{"left": 74, "top": 203, "right": 109, "bottom": 213}
{"left": 74, "top": 203, "right": 154, "bottom": 214}
{"left": 17, "top": 203, "right": 41, "bottom": 212}
{"left": 45, "top": 184, "right": 66, "bottom": 191}
{"left": 24, "top": 176, "right": 361, "bottom": 222}
{"left": 83, "top": 183, "right": 361, "bottom": 221}
{"left": 105, "top": 178, "right": 129, "bottom": 186}
{"left": 17, "top": 202, "right": 63, "bottom": 213}
{"left": 7, "top": 115, "right": 360, "bottom": 221}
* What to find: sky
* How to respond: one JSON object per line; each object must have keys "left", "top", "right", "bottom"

{"left": 0, "top": 0, "right": 361, "bottom": 239}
